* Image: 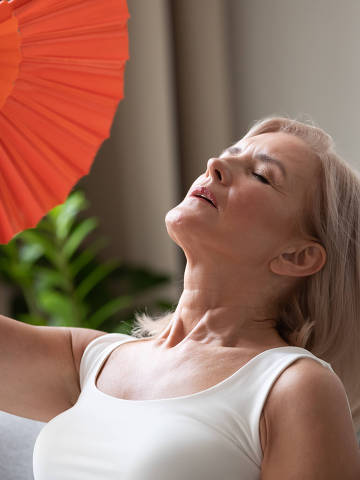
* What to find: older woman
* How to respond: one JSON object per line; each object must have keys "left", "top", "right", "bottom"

{"left": 1, "top": 117, "right": 359, "bottom": 479}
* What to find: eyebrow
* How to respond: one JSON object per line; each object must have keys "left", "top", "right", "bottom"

{"left": 221, "top": 146, "right": 287, "bottom": 180}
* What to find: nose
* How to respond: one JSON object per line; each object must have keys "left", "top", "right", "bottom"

{"left": 207, "top": 157, "right": 231, "bottom": 184}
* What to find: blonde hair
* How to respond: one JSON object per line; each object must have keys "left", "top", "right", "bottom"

{"left": 131, "top": 114, "right": 360, "bottom": 433}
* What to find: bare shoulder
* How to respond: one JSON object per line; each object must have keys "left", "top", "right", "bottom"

{"left": 69, "top": 327, "right": 108, "bottom": 378}
{"left": 261, "top": 357, "right": 360, "bottom": 479}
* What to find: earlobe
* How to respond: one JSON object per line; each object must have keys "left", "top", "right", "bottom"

{"left": 269, "top": 243, "right": 326, "bottom": 278}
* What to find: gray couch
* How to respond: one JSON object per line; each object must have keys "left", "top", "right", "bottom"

{"left": 0, "top": 411, "right": 44, "bottom": 480}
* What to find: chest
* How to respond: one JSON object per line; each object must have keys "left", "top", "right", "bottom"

{"left": 95, "top": 342, "right": 257, "bottom": 401}
{"left": 94, "top": 341, "right": 269, "bottom": 455}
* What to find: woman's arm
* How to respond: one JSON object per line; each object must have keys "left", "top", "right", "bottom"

{"left": 260, "top": 358, "right": 360, "bottom": 479}
{"left": 0, "top": 314, "right": 104, "bottom": 422}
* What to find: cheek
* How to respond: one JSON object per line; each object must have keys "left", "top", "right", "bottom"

{"left": 227, "top": 188, "right": 290, "bottom": 235}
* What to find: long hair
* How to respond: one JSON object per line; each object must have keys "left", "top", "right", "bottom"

{"left": 131, "top": 114, "right": 360, "bottom": 432}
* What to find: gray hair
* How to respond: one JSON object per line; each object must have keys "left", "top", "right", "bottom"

{"left": 131, "top": 114, "right": 360, "bottom": 432}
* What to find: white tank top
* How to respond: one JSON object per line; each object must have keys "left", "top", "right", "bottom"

{"left": 33, "top": 332, "right": 336, "bottom": 479}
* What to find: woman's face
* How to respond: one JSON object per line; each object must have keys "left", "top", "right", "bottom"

{"left": 165, "top": 131, "right": 319, "bottom": 271}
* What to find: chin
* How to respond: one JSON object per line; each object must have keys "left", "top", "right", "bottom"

{"left": 164, "top": 201, "right": 191, "bottom": 227}
{"left": 165, "top": 205, "right": 197, "bottom": 246}
{"left": 164, "top": 207, "right": 184, "bottom": 244}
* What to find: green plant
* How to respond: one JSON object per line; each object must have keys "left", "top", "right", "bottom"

{"left": 0, "top": 189, "right": 174, "bottom": 334}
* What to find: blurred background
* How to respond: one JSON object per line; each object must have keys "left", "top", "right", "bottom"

{"left": 2, "top": 0, "right": 360, "bottom": 328}
{"left": 1, "top": 1, "right": 360, "bottom": 477}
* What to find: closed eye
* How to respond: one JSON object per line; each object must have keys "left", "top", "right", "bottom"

{"left": 252, "top": 172, "right": 270, "bottom": 185}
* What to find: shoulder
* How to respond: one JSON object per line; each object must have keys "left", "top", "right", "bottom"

{"left": 69, "top": 328, "right": 131, "bottom": 379}
{"left": 265, "top": 355, "right": 348, "bottom": 413}
{"left": 261, "top": 357, "right": 360, "bottom": 479}
{"left": 264, "top": 356, "right": 347, "bottom": 418}
{"left": 263, "top": 356, "right": 353, "bottom": 439}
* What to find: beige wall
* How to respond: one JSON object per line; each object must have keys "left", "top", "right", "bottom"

{"left": 228, "top": 0, "right": 360, "bottom": 168}
{"left": 79, "top": 0, "right": 182, "bottom": 304}
{"left": 79, "top": 0, "right": 235, "bottom": 306}
{"left": 170, "top": 0, "right": 234, "bottom": 194}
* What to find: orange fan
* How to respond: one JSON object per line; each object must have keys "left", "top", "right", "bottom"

{"left": 0, "top": 0, "right": 130, "bottom": 244}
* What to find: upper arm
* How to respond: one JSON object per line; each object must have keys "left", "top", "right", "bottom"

{"left": 261, "top": 358, "right": 360, "bottom": 480}
{"left": 0, "top": 315, "right": 80, "bottom": 422}
{"left": 69, "top": 326, "right": 108, "bottom": 380}
{"left": 0, "top": 314, "right": 107, "bottom": 423}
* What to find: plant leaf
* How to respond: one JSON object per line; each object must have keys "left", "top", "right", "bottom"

{"left": 87, "top": 295, "right": 133, "bottom": 329}
{"left": 17, "top": 313, "right": 47, "bottom": 326}
{"left": 18, "top": 243, "right": 44, "bottom": 264}
{"left": 0, "top": 256, "right": 11, "bottom": 271}
{"left": 48, "top": 190, "right": 89, "bottom": 240}
{"left": 35, "top": 217, "right": 56, "bottom": 235}
{"left": 63, "top": 218, "right": 99, "bottom": 260}
{"left": 69, "top": 249, "right": 96, "bottom": 278}
{"left": 0, "top": 240, "right": 18, "bottom": 260}
{"left": 33, "top": 266, "right": 69, "bottom": 290}
{"left": 109, "top": 263, "right": 172, "bottom": 294}
{"left": 8, "top": 263, "right": 33, "bottom": 285}
{"left": 75, "top": 260, "right": 120, "bottom": 301}
{"left": 37, "top": 289, "right": 74, "bottom": 326}
{"left": 20, "top": 230, "right": 60, "bottom": 266}
{"left": 111, "top": 319, "right": 135, "bottom": 335}
{"left": 69, "top": 238, "right": 108, "bottom": 278}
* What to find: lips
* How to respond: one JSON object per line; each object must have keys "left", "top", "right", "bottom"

{"left": 190, "top": 186, "right": 217, "bottom": 209}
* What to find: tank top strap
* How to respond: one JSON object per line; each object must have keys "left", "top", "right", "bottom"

{"left": 224, "top": 346, "right": 336, "bottom": 467}
{"left": 79, "top": 332, "right": 134, "bottom": 389}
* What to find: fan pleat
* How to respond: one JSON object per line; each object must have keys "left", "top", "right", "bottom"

{"left": 0, "top": 15, "right": 18, "bottom": 37}
{"left": 20, "top": 56, "right": 125, "bottom": 75}
{"left": 12, "top": 90, "right": 104, "bottom": 146}
{"left": 0, "top": 111, "right": 73, "bottom": 211}
{"left": 21, "top": 32, "right": 128, "bottom": 61}
{"left": 0, "top": 180, "right": 20, "bottom": 242}
{"left": 0, "top": 138, "right": 44, "bottom": 232}
{"left": 0, "top": 108, "right": 85, "bottom": 184}
{"left": 18, "top": 75, "right": 117, "bottom": 135}
{"left": 3, "top": 96, "right": 96, "bottom": 176}
{"left": 16, "top": 0, "right": 129, "bottom": 30}
{"left": 21, "top": 68, "right": 124, "bottom": 101}
{"left": 0, "top": 15, "right": 21, "bottom": 109}
{"left": 0, "top": 111, "right": 91, "bottom": 237}
{"left": 0, "top": 0, "right": 129, "bottom": 242}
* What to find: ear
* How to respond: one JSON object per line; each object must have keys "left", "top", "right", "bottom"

{"left": 269, "top": 242, "right": 327, "bottom": 277}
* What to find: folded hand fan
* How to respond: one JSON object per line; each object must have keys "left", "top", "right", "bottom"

{"left": 0, "top": 0, "right": 130, "bottom": 244}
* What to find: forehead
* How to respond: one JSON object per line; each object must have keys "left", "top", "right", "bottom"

{"left": 232, "top": 132, "right": 318, "bottom": 185}
{"left": 234, "top": 131, "right": 316, "bottom": 174}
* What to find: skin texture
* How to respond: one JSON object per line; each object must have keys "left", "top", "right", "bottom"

{"left": 87, "top": 131, "right": 360, "bottom": 477}
{"left": 160, "top": 131, "right": 326, "bottom": 351}
{"left": 87, "top": 131, "right": 360, "bottom": 478}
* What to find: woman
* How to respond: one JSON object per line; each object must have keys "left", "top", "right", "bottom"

{"left": 1, "top": 116, "right": 359, "bottom": 479}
